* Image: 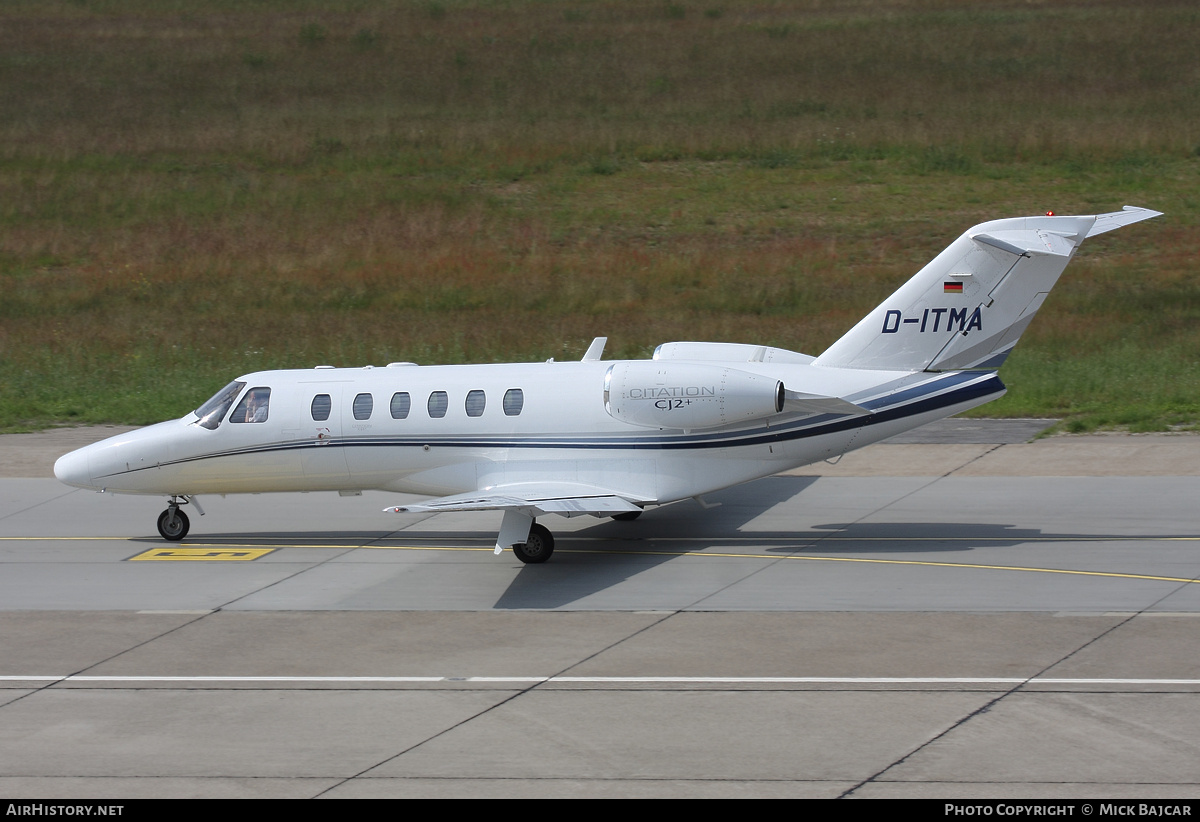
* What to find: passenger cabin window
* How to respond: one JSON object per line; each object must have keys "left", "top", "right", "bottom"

{"left": 229, "top": 387, "right": 271, "bottom": 424}
{"left": 353, "top": 393, "right": 373, "bottom": 420}
{"left": 428, "top": 391, "right": 448, "bottom": 419}
{"left": 195, "top": 380, "right": 246, "bottom": 430}
{"left": 503, "top": 388, "right": 524, "bottom": 416}
{"left": 390, "top": 392, "right": 411, "bottom": 420}
{"left": 311, "top": 394, "right": 331, "bottom": 421}
{"left": 465, "top": 390, "right": 485, "bottom": 417}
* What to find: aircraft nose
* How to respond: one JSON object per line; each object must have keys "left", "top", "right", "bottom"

{"left": 54, "top": 448, "right": 94, "bottom": 489}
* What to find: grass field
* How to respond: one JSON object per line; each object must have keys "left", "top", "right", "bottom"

{"left": 1, "top": 0, "right": 1197, "bottom": 432}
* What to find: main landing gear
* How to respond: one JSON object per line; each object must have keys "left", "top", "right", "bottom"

{"left": 156, "top": 495, "right": 201, "bottom": 541}
{"left": 508, "top": 509, "right": 642, "bottom": 563}
{"left": 512, "top": 522, "right": 554, "bottom": 564}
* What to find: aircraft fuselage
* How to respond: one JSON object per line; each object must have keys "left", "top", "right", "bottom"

{"left": 54, "top": 359, "right": 1002, "bottom": 504}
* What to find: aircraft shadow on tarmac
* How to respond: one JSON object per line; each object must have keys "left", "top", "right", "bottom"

{"left": 483, "top": 476, "right": 819, "bottom": 608}
{"left": 491, "top": 478, "right": 1195, "bottom": 610}
{"left": 125, "top": 475, "right": 1194, "bottom": 610}
{"left": 774, "top": 521, "right": 1078, "bottom": 554}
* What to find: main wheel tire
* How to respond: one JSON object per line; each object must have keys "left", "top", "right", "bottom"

{"left": 611, "top": 510, "right": 642, "bottom": 521}
{"left": 157, "top": 508, "right": 190, "bottom": 541}
{"left": 512, "top": 523, "right": 554, "bottom": 564}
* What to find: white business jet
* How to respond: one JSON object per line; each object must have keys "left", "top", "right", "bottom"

{"left": 55, "top": 206, "right": 1161, "bottom": 562}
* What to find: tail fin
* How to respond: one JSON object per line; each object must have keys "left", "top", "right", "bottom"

{"left": 812, "top": 206, "right": 1162, "bottom": 372}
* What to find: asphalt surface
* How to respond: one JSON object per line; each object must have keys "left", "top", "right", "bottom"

{"left": 0, "top": 422, "right": 1197, "bottom": 798}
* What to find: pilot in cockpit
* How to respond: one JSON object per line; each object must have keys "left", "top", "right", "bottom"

{"left": 243, "top": 388, "right": 270, "bottom": 422}
{"left": 227, "top": 387, "right": 271, "bottom": 424}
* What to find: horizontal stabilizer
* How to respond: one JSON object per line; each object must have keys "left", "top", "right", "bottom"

{"left": 1086, "top": 205, "right": 1164, "bottom": 237}
{"left": 971, "top": 231, "right": 1073, "bottom": 257}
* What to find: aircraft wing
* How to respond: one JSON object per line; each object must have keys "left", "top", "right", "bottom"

{"left": 385, "top": 484, "right": 646, "bottom": 555}
{"left": 385, "top": 483, "right": 645, "bottom": 518}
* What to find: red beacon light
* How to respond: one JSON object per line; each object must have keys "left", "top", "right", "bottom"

{"left": 1045, "top": 210, "right": 1055, "bottom": 216}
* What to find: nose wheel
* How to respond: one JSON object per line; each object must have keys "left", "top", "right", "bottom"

{"left": 157, "top": 500, "right": 191, "bottom": 541}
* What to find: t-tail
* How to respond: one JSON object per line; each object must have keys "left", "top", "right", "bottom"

{"left": 813, "top": 206, "right": 1162, "bottom": 372}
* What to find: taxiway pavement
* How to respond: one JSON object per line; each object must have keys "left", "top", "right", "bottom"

{"left": 0, "top": 424, "right": 1197, "bottom": 798}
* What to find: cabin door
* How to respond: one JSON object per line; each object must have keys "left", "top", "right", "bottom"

{"left": 295, "top": 383, "right": 350, "bottom": 485}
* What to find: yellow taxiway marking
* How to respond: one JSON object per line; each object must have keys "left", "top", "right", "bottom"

{"left": 128, "top": 547, "right": 276, "bottom": 561}
{"left": 783, "top": 553, "right": 1200, "bottom": 585}
{"left": 137, "top": 540, "right": 1200, "bottom": 585}
{"left": 613, "top": 548, "right": 1200, "bottom": 585}
{"left": 4, "top": 537, "right": 1197, "bottom": 583}
{"left": 4, "top": 535, "right": 1200, "bottom": 543}
{"left": 0, "top": 537, "right": 133, "bottom": 541}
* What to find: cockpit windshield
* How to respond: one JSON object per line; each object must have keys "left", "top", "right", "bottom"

{"left": 194, "top": 380, "right": 246, "bottom": 430}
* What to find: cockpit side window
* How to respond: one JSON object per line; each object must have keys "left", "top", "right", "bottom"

{"left": 229, "top": 387, "right": 272, "bottom": 424}
{"left": 195, "top": 380, "right": 246, "bottom": 430}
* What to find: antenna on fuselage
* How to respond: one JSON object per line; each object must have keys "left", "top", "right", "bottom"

{"left": 581, "top": 337, "right": 608, "bottom": 362}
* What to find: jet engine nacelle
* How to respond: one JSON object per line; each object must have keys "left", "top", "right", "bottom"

{"left": 604, "top": 362, "right": 784, "bottom": 430}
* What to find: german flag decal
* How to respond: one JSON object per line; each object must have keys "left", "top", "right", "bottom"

{"left": 943, "top": 281, "right": 964, "bottom": 294}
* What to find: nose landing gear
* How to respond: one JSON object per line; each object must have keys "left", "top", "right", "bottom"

{"left": 156, "top": 495, "right": 202, "bottom": 541}
{"left": 157, "top": 506, "right": 189, "bottom": 541}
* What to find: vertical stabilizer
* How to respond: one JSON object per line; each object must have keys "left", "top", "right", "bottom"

{"left": 812, "top": 206, "right": 1161, "bottom": 372}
